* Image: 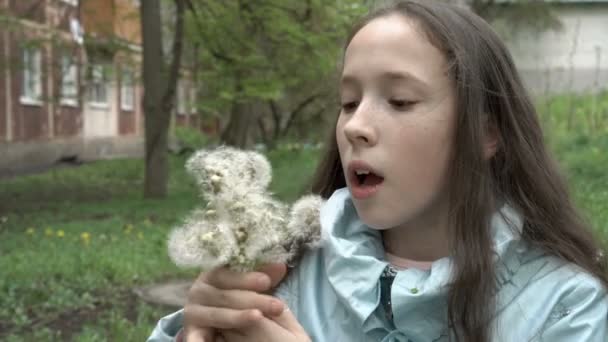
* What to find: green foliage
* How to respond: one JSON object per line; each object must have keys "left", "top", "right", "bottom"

{"left": 172, "top": 126, "right": 217, "bottom": 150}
{"left": 538, "top": 93, "right": 608, "bottom": 241}
{"left": 186, "top": 0, "right": 366, "bottom": 126}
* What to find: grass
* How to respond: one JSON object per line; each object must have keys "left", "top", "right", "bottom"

{"left": 0, "top": 92, "right": 606, "bottom": 340}
{"left": 0, "top": 147, "right": 319, "bottom": 341}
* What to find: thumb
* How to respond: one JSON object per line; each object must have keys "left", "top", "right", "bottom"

{"left": 257, "top": 263, "right": 287, "bottom": 288}
{"left": 271, "top": 306, "right": 307, "bottom": 336}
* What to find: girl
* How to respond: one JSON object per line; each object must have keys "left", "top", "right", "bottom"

{"left": 149, "top": 1, "right": 608, "bottom": 341}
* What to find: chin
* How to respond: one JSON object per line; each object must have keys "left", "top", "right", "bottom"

{"left": 353, "top": 205, "right": 395, "bottom": 231}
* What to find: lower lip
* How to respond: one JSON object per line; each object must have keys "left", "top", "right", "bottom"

{"left": 350, "top": 182, "right": 382, "bottom": 200}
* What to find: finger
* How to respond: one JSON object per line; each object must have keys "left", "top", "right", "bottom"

{"left": 184, "top": 305, "right": 263, "bottom": 329}
{"left": 183, "top": 327, "right": 214, "bottom": 342}
{"left": 271, "top": 306, "right": 308, "bottom": 336}
{"left": 188, "top": 282, "right": 285, "bottom": 316}
{"left": 201, "top": 267, "right": 273, "bottom": 292}
{"left": 256, "top": 263, "right": 288, "bottom": 288}
{"left": 220, "top": 330, "right": 248, "bottom": 342}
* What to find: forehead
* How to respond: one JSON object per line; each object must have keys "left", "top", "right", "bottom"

{"left": 343, "top": 14, "right": 448, "bottom": 88}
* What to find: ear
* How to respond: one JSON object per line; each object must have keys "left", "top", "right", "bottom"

{"left": 483, "top": 120, "right": 499, "bottom": 160}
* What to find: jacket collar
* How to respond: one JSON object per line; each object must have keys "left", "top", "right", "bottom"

{"left": 321, "top": 188, "right": 527, "bottom": 341}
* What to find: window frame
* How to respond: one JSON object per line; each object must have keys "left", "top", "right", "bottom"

{"left": 60, "top": 53, "right": 78, "bottom": 107}
{"left": 120, "top": 67, "right": 135, "bottom": 111}
{"left": 20, "top": 47, "right": 43, "bottom": 106}
{"left": 88, "top": 64, "right": 109, "bottom": 109}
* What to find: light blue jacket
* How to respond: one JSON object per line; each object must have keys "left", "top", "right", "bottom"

{"left": 148, "top": 188, "right": 608, "bottom": 341}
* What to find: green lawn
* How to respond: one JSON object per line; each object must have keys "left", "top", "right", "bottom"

{"left": 0, "top": 95, "right": 606, "bottom": 340}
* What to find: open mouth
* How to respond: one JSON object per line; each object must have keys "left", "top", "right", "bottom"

{"left": 348, "top": 163, "right": 385, "bottom": 199}
{"left": 354, "top": 170, "right": 384, "bottom": 187}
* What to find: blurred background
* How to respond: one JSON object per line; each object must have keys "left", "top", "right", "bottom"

{"left": 0, "top": 0, "right": 606, "bottom": 340}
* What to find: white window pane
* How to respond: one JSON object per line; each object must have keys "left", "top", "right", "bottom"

{"left": 121, "top": 69, "right": 134, "bottom": 110}
{"left": 61, "top": 54, "right": 78, "bottom": 102}
{"left": 89, "top": 64, "right": 108, "bottom": 105}
{"left": 22, "top": 48, "right": 42, "bottom": 101}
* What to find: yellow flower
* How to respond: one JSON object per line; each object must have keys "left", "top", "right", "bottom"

{"left": 137, "top": 232, "right": 144, "bottom": 240}
{"left": 124, "top": 224, "right": 134, "bottom": 234}
{"left": 80, "top": 232, "right": 91, "bottom": 245}
{"left": 26, "top": 227, "right": 35, "bottom": 235}
{"left": 56, "top": 230, "right": 65, "bottom": 238}
{"left": 45, "top": 227, "right": 54, "bottom": 236}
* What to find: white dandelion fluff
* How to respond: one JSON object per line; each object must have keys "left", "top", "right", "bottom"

{"left": 168, "top": 146, "right": 326, "bottom": 272}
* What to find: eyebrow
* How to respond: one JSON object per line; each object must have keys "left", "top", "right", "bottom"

{"left": 341, "top": 71, "right": 430, "bottom": 90}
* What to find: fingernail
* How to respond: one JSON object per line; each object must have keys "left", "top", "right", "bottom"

{"left": 270, "top": 300, "right": 284, "bottom": 314}
{"left": 256, "top": 274, "right": 271, "bottom": 289}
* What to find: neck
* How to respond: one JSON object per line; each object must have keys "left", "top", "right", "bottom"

{"left": 382, "top": 207, "right": 450, "bottom": 262}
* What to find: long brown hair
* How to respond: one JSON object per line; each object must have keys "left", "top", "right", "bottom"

{"left": 310, "top": 1, "right": 608, "bottom": 341}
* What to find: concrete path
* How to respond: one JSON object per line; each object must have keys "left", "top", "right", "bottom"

{"left": 134, "top": 279, "right": 193, "bottom": 308}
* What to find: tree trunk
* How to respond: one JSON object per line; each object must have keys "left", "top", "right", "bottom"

{"left": 221, "top": 100, "right": 254, "bottom": 148}
{"left": 140, "top": 0, "right": 185, "bottom": 198}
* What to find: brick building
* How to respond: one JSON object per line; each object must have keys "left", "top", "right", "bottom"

{"left": 0, "top": 0, "right": 200, "bottom": 176}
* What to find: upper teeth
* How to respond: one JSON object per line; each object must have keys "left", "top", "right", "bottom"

{"left": 355, "top": 170, "right": 370, "bottom": 175}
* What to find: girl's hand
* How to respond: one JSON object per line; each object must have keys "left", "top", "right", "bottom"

{"left": 183, "top": 263, "right": 288, "bottom": 342}
{"left": 220, "top": 306, "right": 310, "bottom": 342}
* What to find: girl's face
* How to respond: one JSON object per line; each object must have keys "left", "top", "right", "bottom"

{"left": 337, "top": 14, "right": 457, "bottom": 231}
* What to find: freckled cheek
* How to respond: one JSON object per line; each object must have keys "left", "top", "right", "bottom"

{"left": 390, "top": 124, "right": 453, "bottom": 191}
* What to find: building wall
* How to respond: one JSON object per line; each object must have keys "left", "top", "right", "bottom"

{"left": 81, "top": 0, "right": 115, "bottom": 40}
{"left": 9, "top": 0, "right": 46, "bottom": 23}
{"left": 9, "top": 31, "right": 50, "bottom": 141}
{"left": 114, "top": 0, "right": 141, "bottom": 45}
{"left": 82, "top": 83, "right": 118, "bottom": 138}
{"left": 504, "top": 4, "right": 608, "bottom": 94}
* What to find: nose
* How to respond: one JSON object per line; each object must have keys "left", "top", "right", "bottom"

{"left": 342, "top": 102, "right": 378, "bottom": 147}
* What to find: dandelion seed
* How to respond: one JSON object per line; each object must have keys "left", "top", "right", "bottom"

{"left": 200, "top": 231, "right": 215, "bottom": 242}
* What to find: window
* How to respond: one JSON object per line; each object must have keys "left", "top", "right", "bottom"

{"left": 89, "top": 64, "right": 108, "bottom": 107}
{"left": 21, "top": 48, "right": 42, "bottom": 104}
{"left": 60, "top": 54, "right": 78, "bottom": 106}
{"left": 60, "top": 0, "right": 78, "bottom": 6}
{"left": 121, "top": 68, "right": 134, "bottom": 111}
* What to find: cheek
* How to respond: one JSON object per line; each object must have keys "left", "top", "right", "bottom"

{"left": 394, "top": 118, "right": 454, "bottom": 191}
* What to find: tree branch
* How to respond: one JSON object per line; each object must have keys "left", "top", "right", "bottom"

{"left": 281, "top": 93, "right": 320, "bottom": 137}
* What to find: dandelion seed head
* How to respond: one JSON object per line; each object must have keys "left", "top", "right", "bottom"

{"left": 170, "top": 147, "right": 324, "bottom": 272}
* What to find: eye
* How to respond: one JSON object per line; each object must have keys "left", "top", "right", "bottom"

{"left": 389, "top": 99, "right": 417, "bottom": 111}
{"left": 341, "top": 101, "right": 359, "bottom": 113}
